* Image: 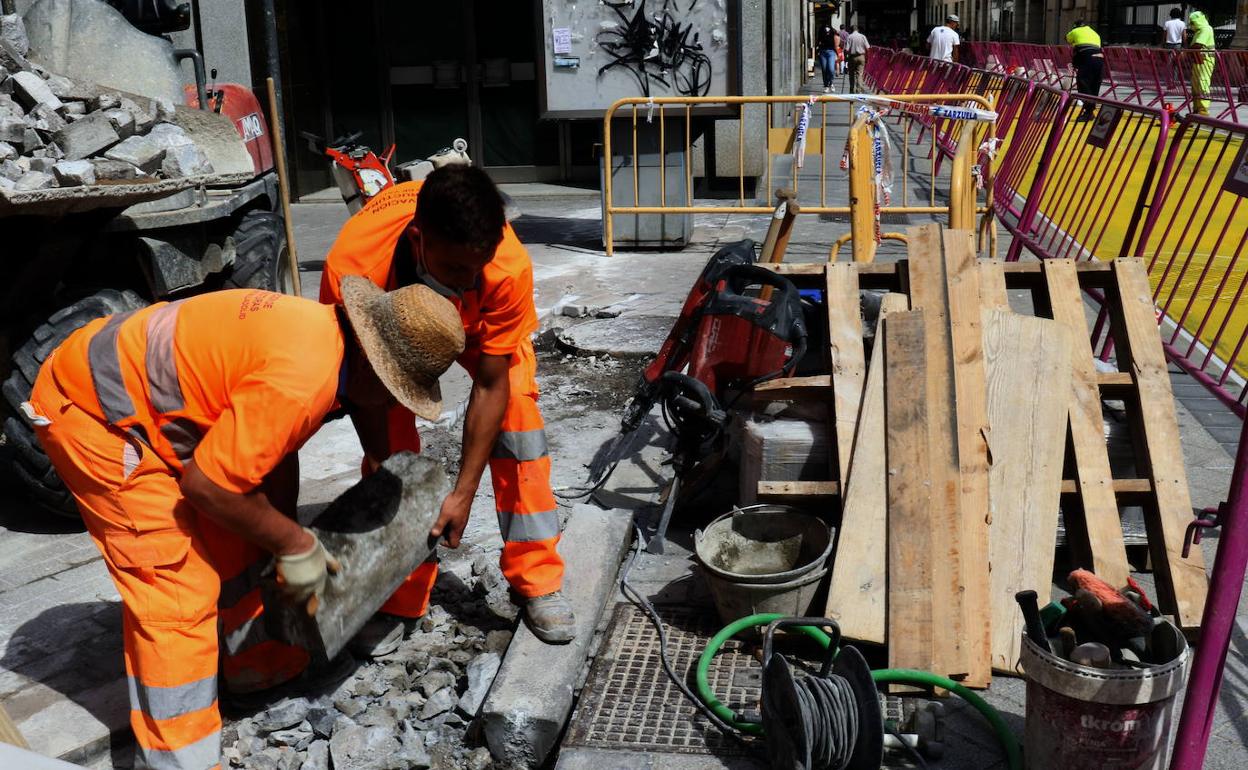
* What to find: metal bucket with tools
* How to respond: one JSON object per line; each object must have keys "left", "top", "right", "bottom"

{"left": 1020, "top": 624, "right": 1189, "bottom": 769}
{"left": 695, "top": 505, "right": 833, "bottom": 625}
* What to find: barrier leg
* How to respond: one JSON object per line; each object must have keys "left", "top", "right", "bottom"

{"left": 848, "top": 117, "right": 878, "bottom": 263}
{"left": 1169, "top": 418, "right": 1248, "bottom": 769}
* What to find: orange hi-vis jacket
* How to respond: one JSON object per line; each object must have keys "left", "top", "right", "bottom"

{"left": 45, "top": 290, "right": 343, "bottom": 539}
{"left": 319, "top": 181, "right": 539, "bottom": 362}
{"left": 320, "top": 181, "right": 564, "bottom": 606}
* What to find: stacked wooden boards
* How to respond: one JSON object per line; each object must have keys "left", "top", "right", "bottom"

{"left": 750, "top": 224, "right": 1209, "bottom": 684}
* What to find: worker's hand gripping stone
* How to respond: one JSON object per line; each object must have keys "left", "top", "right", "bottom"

{"left": 275, "top": 527, "right": 342, "bottom": 616}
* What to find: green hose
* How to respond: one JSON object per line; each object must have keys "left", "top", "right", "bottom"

{"left": 694, "top": 613, "right": 1023, "bottom": 770}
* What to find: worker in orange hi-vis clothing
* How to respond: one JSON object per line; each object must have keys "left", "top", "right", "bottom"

{"left": 321, "top": 165, "right": 575, "bottom": 647}
{"left": 23, "top": 282, "right": 464, "bottom": 770}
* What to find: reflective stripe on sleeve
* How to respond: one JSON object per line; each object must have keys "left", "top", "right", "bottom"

{"left": 145, "top": 302, "right": 187, "bottom": 413}
{"left": 87, "top": 311, "right": 141, "bottom": 423}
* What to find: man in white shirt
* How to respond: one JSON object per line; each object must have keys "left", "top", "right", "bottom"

{"left": 1163, "top": 8, "right": 1186, "bottom": 51}
{"left": 845, "top": 26, "right": 870, "bottom": 93}
{"left": 928, "top": 14, "right": 960, "bottom": 62}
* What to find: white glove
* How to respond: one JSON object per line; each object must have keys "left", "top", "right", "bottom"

{"left": 275, "top": 528, "right": 341, "bottom": 615}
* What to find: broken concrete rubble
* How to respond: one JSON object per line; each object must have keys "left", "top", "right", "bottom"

{"left": 0, "top": 60, "right": 216, "bottom": 190}
{"left": 14, "top": 169, "right": 55, "bottom": 190}
{"left": 53, "top": 112, "right": 118, "bottom": 160}
{"left": 52, "top": 158, "right": 95, "bottom": 186}
{"left": 102, "top": 107, "right": 133, "bottom": 138}
{"left": 10, "top": 71, "right": 63, "bottom": 113}
{"left": 0, "top": 39, "right": 30, "bottom": 74}
{"left": 90, "top": 157, "right": 138, "bottom": 180}
{"left": 161, "top": 141, "right": 213, "bottom": 178}
{"left": 0, "top": 14, "right": 28, "bottom": 57}
{"left": 104, "top": 134, "right": 165, "bottom": 173}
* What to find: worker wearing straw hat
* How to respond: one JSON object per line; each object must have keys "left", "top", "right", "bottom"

{"left": 21, "top": 282, "right": 464, "bottom": 769}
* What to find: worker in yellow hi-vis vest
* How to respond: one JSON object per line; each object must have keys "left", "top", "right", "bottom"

{"left": 1066, "top": 21, "right": 1104, "bottom": 121}
{"left": 1188, "top": 11, "right": 1216, "bottom": 115}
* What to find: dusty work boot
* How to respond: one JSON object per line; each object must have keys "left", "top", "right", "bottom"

{"left": 349, "top": 612, "right": 415, "bottom": 658}
{"left": 525, "top": 590, "right": 577, "bottom": 644}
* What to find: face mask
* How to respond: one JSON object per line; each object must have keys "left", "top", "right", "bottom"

{"left": 412, "top": 239, "right": 464, "bottom": 299}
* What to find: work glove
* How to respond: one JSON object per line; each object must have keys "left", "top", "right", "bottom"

{"left": 275, "top": 528, "right": 341, "bottom": 616}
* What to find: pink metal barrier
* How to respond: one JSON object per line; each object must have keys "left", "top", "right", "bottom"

{"left": 1134, "top": 115, "right": 1248, "bottom": 414}
{"left": 964, "top": 42, "right": 1247, "bottom": 123}
{"left": 1006, "top": 95, "right": 1170, "bottom": 263}
{"left": 991, "top": 84, "right": 1067, "bottom": 227}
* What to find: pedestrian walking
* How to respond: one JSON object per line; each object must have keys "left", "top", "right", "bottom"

{"left": 927, "top": 14, "right": 960, "bottom": 62}
{"left": 1188, "top": 11, "right": 1216, "bottom": 115}
{"left": 845, "top": 26, "right": 870, "bottom": 94}
{"left": 817, "top": 22, "right": 839, "bottom": 92}
{"left": 838, "top": 24, "right": 850, "bottom": 74}
{"left": 1066, "top": 19, "right": 1105, "bottom": 120}
{"left": 1163, "top": 8, "right": 1186, "bottom": 51}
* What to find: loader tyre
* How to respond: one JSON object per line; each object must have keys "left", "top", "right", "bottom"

{"left": 2, "top": 289, "right": 149, "bottom": 518}
{"left": 223, "top": 209, "right": 294, "bottom": 295}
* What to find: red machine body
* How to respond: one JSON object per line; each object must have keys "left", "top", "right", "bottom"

{"left": 182, "top": 83, "right": 275, "bottom": 176}
{"left": 621, "top": 242, "right": 807, "bottom": 432}
{"left": 686, "top": 295, "right": 797, "bottom": 397}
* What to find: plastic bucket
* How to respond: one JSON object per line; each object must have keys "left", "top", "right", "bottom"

{"left": 694, "top": 505, "right": 834, "bottom": 625}
{"left": 1020, "top": 627, "right": 1190, "bottom": 769}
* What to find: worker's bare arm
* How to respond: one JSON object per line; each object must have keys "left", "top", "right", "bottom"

{"left": 181, "top": 460, "right": 313, "bottom": 556}
{"left": 260, "top": 453, "right": 300, "bottom": 519}
{"left": 431, "top": 352, "right": 510, "bottom": 547}
{"left": 349, "top": 403, "right": 392, "bottom": 473}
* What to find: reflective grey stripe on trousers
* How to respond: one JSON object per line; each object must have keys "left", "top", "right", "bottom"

{"left": 127, "top": 675, "right": 217, "bottom": 721}
{"left": 222, "top": 612, "right": 274, "bottom": 657}
{"left": 496, "top": 508, "right": 561, "bottom": 542}
{"left": 492, "top": 429, "right": 549, "bottom": 462}
{"left": 134, "top": 731, "right": 220, "bottom": 770}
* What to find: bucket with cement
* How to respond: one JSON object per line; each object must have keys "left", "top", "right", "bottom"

{"left": 694, "top": 504, "right": 833, "bottom": 625}
{"left": 1020, "top": 624, "right": 1189, "bottom": 769}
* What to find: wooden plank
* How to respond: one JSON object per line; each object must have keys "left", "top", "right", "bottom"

{"left": 1109, "top": 259, "right": 1208, "bottom": 630}
{"left": 885, "top": 310, "right": 938, "bottom": 676}
{"left": 757, "top": 480, "right": 840, "bottom": 499}
{"left": 984, "top": 309, "right": 1073, "bottom": 673}
{"left": 1043, "top": 259, "right": 1129, "bottom": 586}
{"left": 827, "top": 263, "right": 867, "bottom": 484}
{"left": 978, "top": 259, "right": 1010, "bottom": 309}
{"left": 942, "top": 229, "right": 992, "bottom": 688}
{"left": 752, "top": 375, "right": 832, "bottom": 401}
{"left": 1060, "top": 478, "right": 1152, "bottom": 495}
{"left": 826, "top": 292, "right": 908, "bottom": 645}
{"left": 902, "top": 225, "right": 969, "bottom": 680}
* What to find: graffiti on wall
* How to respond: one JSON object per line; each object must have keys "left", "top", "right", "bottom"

{"left": 596, "top": 0, "right": 713, "bottom": 97}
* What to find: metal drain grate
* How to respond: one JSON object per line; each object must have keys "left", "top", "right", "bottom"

{"left": 564, "top": 603, "right": 763, "bottom": 755}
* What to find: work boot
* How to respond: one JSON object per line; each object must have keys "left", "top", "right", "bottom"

{"left": 525, "top": 591, "right": 576, "bottom": 644}
{"left": 349, "top": 612, "right": 415, "bottom": 658}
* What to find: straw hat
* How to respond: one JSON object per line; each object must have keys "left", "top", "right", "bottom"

{"left": 340, "top": 276, "right": 465, "bottom": 420}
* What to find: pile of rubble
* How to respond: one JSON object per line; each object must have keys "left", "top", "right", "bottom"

{"left": 0, "top": 18, "right": 212, "bottom": 193}
{"left": 222, "top": 552, "right": 516, "bottom": 770}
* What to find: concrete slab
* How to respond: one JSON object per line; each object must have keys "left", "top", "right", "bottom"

{"left": 481, "top": 503, "right": 634, "bottom": 768}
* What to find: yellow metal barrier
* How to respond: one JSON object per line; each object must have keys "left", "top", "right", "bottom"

{"left": 601, "top": 94, "right": 996, "bottom": 258}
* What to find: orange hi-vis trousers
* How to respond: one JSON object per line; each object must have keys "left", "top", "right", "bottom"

{"left": 380, "top": 338, "right": 564, "bottom": 617}
{"left": 29, "top": 370, "right": 309, "bottom": 770}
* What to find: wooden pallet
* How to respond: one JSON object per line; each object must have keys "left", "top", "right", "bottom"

{"left": 751, "top": 251, "right": 1209, "bottom": 675}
